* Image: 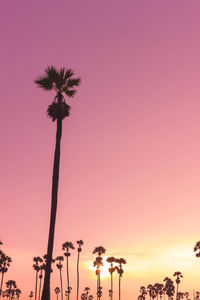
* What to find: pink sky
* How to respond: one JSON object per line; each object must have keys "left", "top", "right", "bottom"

{"left": 1, "top": 0, "right": 200, "bottom": 299}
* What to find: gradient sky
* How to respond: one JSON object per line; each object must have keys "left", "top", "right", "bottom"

{"left": 1, "top": 0, "right": 200, "bottom": 299}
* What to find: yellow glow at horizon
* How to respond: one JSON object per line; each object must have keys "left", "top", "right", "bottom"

{"left": 90, "top": 259, "right": 110, "bottom": 279}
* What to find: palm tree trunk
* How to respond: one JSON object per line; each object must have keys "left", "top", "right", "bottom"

{"left": 66, "top": 256, "right": 69, "bottom": 300}
{"left": 60, "top": 269, "right": 63, "bottom": 300}
{"left": 176, "top": 284, "right": 179, "bottom": 300}
{"left": 38, "top": 275, "right": 42, "bottom": 300}
{"left": 41, "top": 118, "right": 62, "bottom": 300}
{"left": 76, "top": 252, "right": 80, "bottom": 300}
{"left": 0, "top": 272, "right": 4, "bottom": 298}
{"left": 110, "top": 272, "right": 113, "bottom": 300}
{"left": 119, "top": 275, "right": 121, "bottom": 300}
{"left": 35, "top": 271, "right": 38, "bottom": 300}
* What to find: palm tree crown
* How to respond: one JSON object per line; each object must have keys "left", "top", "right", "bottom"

{"left": 34, "top": 66, "right": 80, "bottom": 121}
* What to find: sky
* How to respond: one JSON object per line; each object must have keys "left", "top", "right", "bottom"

{"left": 1, "top": 0, "right": 200, "bottom": 299}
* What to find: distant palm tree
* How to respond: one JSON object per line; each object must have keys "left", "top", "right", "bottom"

{"left": 15, "top": 288, "right": 21, "bottom": 299}
{"left": 5, "top": 281, "right": 16, "bottom": 300}
{"left": 147, "top": 285, "right": 154, "bottom": 300}
{"left": 163, "top": 277, "right": 175, "bottom": 300}
{"left": 173, "top": 272, "right": 183, "bottom": 300}
{"left": 29, "top": 291, "right": 34, "bottom": 299}
{"left": 33, "top": 257, "right": 43, "bottom": 300}
{"left": 62, "top": 242, "right": 75, "bottom": 300}
{"left": 76, "top": 240, "right": 84, "bottom": 300}
{"left": 194, "top": 241, "right": 200, "bottom": 257}
{"left": 55, "top": 287, "right": 60, "bottom": 300}
{"left": 93, "top": 246, "right": 106, "bottom": 300}
{"left": 56, "top": 256, "right": 64, "bottom": 300}
{"left": 38, "top": 264, "right": 45, "bottom": 300}
{"left": 0, "top": 253, "right": 12, "bottom": 296}
{"left": 115, "top": 258, "right": 126, "bottom": 300}
{"left": 139, "top": 286, "right": 147, "bottom": 300}
{"left": 35, "top": 66, "right": 80, "bottom": 300}
{"left": 154, "top": 283, "right": 164, "bottom": 300}
{"left": 106, "top": 257, "right": 116, "bottom": 300}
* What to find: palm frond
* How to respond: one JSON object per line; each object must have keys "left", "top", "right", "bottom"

{"left": 34, "top": 76, "right": 53, "bottom": 90}
{"left": 63, "top": 89, "right": 76, "bottom": 97}
{"left": 64, "top": 69, "right": 74, "bottom": 80}
{"left": 67, "top": 78, "right": 81, "bottom": 88}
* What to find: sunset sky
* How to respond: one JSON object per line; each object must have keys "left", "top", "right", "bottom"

{"left": 1, "top": 0, "right": 200, "bottom": 299}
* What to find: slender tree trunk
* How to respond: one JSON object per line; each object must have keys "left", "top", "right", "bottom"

{"left": 176, "top": 284, "right": 179, "bottom": 300}
{"left": 110, "top": 272, "right": 113, "bottom": 300}
{"left": 0, "top": 272, "right": 4, "bottom": 297}
{"left": 41, "top": 119, "right": 62, "bottom": 300}
{"left": 119, "top": 275, "right": 121, "bottom": 300}
{"left": 76, "top": 252, "right": 80, "bottom": 300}
{"left": 38, "top": 274, "right": 42, "bottom": 300}
{"left": 96, "top": 275, "right": 98, "bottom": 300}
{"left": 60, "top": 269, "right": 63, "bottom": 300}
{"left": 35, "top": 271, "right": 38, "bottom": 300}
{"left": 66, "top": 256, "right": 69, "bottom": 300}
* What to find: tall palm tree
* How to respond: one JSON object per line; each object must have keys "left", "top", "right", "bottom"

{"left": 115, "top": 258, "right": 126, "bottom": 300}
{"left": 15, "top": 288, "right": 21, "bottom": 299}
{"left": 56, "top": 256, "right": 64, "bottom": 300}
{"left": 76, "top": 240, "right": 84, "bottom": 300}
{"left": 139, "top": 286, "right": 147, "bottom": 300}
{"left": 106, "top": 257, "right": 116, "bottom": 300}
{"left": 35, "top": 66, "right": 80, "bottom": 300}
{"left": 0, "top": 253, "right": 12, "bottom": 297}
{"left": 33, "top": 256, "right": 43, "bottom": 300}
{"left": 93, "top": 246, "right": 106, "bottom": 300}
{"left": 62, "top": 242, "right": 75, "bottom": 300}
{"left": 173, "top": 272, "right": 183, "bottom": 300}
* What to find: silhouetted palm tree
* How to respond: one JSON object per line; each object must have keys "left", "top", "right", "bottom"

{"left": 107, "top": 257, "right": 116, "bottom": 300}
{"left": 115, "top": 258, "right": 126, "bottom": 300}
{"left": 163, "top": 277, "right": 175, "bottom": 300}
{"left": 147, "top": 285, "right": 154, "bottom": 300}
{"left": 38, "top": 264, "right": 45, "bottom": 300}
{"left": 33, "top": 256, "right": 43, "bottom": 300}
{"left": 76, "top": 240, "right": 84, "bottom": 300}
{"left": 62, "top": 242, "right": 75, "bottom": 300}
{"left": 139, "top": 286, "right": 147, "bottom": 300}
{"left": 55, "top": 287, "right": 60, "bottom": 300}
{"left": 93, "top": 247, "right": 106, "bottom": 300}
{"left": 173, "top": 272, "right": 183, "bottom": 300}
{"left": 56, "top": 256, "right": 64, "bottom": 300}
{"left": 194, "top": 241, "right": 200, "bottom": 257}
{"left": 0, "top": 252, "right": 12, "bottom": 297}
{"left": 35, "top": 66, "right": 80, "bottom": 300}
{"left": 154, "top": 283, "right": 164, "bottom": 300}
{"left": 15, "top": 288, "right": 21, "bottom": 299}
{"left": 29, "top": 291, "right": 34, "bottom": 299}
{"left": 5, "top": 281, "right": 16, "bottom": 300}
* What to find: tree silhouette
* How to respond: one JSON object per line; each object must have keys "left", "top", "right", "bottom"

{"left": 5, "top": 281, "right": 16, "bottom": 300}
{"left": 56, "top": 256, "right": 64, "bottom": 300}
{"left": 173, "top": 272, "right": 183, "bottom": 300}
{"left": 29, "top": 291, "right": 34, "bottom": 299}
{"left": 163, "top": 277, "right": 175, "bottom": 300}
{"left": 62, "top": 242, "right": 75, "bottom": 300}
{"left": 15, "top": 289, "right": 21, "bottom": 299}
{"left": 93, "top": 247, "right": 106, "bottom": 300}
{"left": 139, "top": 286, "right": 147, "bottom": 300}
{"left": 33, "top": 257, "right": 43, "bottom": 300}
{"left": 76, "top": 240, "right": 84, "bottom": 300}
{"left": 106, "top": 257, "right": 116, "bottom": 300}
{"left": 115, "top": 258, "right": 126, "bottom": 300}
{"left": 0, "top": 252, "right": 12, "bottom": 297}
{"left": 35, "top": 66, "right": 80, "bottom": 300}
{"left": 38, "top": 264, "right": 45, "bottom": 300}
{"left": 55, "top": 287, "right": 60, "bottom": 300}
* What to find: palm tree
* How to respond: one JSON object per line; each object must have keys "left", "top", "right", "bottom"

{"left": 38, "top": 264, "right": 45, "bottom": 300}
{"left": 139, "top": 286, "right": 147, "bottom": 300}
{"left": 56, "top": 256, "right": 64, "bottom": 300}
{"left": 55, "top": 287, "right": 60, "bottom": 300}
{"left": 5, "top": 281, "right": 16, "bottom": 300}
{"left": 62, "top": 242, "right": 75, "bottom": 300}
{"left": 0, "top": 253, "right": 12, "bottom": 297}
{"left": 29, "top": 291, "right": 34, "bottom": 299}
{"left": 15, "top": 289, "right": 21, "bottom": 299}
{"left": 35, "top": 66, "right": 80, "bottom": 300}
{"left": 163, "top": 277, "right": 175, "bottom": 300}
{"left": 93, "top": 246, "right": 106, "bottom": 300}
{"left": 115, "top": 258, "right": 126, "bottom": 300}
{"left": 76, "top": 240, "right": 84, "bottom": 300}
{"left": 147, "top": 285, "right": 154, "bottom": 300}
{"left": 33, "top": 257, "right": 43, "bottom": 300}
{"left": 154, "top": 284, "right": 164, "bottom": 300}
{"left": 173, "top": 272, "right": 183, "bottom": 300}
{"left": 106, "top": 257, "right": 116, "bottom": 300}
